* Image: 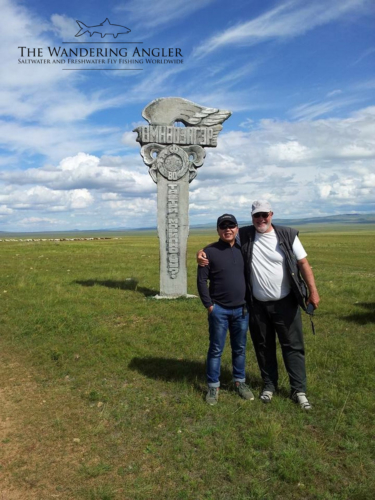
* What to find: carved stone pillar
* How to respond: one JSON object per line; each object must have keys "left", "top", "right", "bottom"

{"left": 134, "top": 97, "right": 231, "bottom": 297}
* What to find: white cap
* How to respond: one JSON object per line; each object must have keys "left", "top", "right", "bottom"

{"left": 251, "top": 200, "right": 272, "bottom": 215}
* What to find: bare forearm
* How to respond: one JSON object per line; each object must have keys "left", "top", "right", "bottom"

{"left": 297, "top": 258, "right": 320, "bottom": 308}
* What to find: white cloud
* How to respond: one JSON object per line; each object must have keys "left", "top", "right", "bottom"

{"left": 0, "top": 0, "right": 71, "bottom": 89}
{"left": 108, "top": 197, "right": 156, "bottom": 216}
{"left": 0, "top": 0, "right": 142, "bottom": 164}
{"left": 0, "top": 205, "right": 13, "bottom": 215}
{"left": 0, "top": 120, "right": 121, "bottom": 161}
{"left": 354, "top": 79, "right": 375, "bottom": 90}
{"left": 352, "top": 46, "right": 375, "bottom": 65}
{"left": 121, "top": 131, "right": 139, "bottom": 147}
{"left": 193, "top": 0, "right": 370, "bottom": 58}
{"left": 0, "top": 152, "right": 154, "bottom": 194}
{"left": 316, "top": 168, "right": 375, "bottom": 204}
{"left": 116, "top": 0, "right": 215, "bottom": 30}
{"left": 0, "top": 186, "right": 94, "bottom": 212}
{"left": 0, "top": 82, "right": 125, "bottom": 126}
{"left": 189, "top": 106, "right": 375, "bottom": 218}
{"left": 40, "top": 91, "right": 123, "bottom": 125}
{"left": 289, "top": 98, "right": 361, "bottom": 120}
{"left": 50, "top": 14, "right": 77, "bottom": 40}
{"left": 1, "top": 100, "right": 374, "bottom": 229}
{"left": 19, "top": 217, "right": 62, "bottom": 226}
{"left": 267, "top": 141, "right": 309, "bottom": 162}
{"left": 0, "top": 2, "right": 113, "bottom": 173}
{"left": 326, "top": 89, "right": 343, "bottom": 98}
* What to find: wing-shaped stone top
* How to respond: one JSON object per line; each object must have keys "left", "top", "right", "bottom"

{"left": 141, "top": 97, "right": 231, "bottom": 127}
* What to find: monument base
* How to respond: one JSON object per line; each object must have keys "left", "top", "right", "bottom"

{"left": 152, "top": 294, "right": 198, "bottom": 300}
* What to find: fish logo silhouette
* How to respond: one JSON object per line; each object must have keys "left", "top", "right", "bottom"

{"left": 75, "top": 18, "right": 131, "bottom": 38}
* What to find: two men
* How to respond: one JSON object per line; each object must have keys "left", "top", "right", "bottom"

{"left": 198, "top": 201, "right": 320, "bottom": 410}
{"left": 197, "top": 214, "right": 254, "bottom": 405}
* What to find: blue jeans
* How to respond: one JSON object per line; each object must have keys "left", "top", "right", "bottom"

{"left": 207, "top": 303, "right": 249, "bottom": 388}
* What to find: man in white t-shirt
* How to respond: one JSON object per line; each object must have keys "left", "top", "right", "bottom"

{"left": 239, "top": 200, "right": 320, "bottom": 410}
{"left": 198, "top": 200, "right": 320, "bottom": 410}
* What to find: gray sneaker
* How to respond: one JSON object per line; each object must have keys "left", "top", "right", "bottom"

{"left": 235, "top": 382, "right": 255, "bottom": 401}
{"left": 206, "top": 387, "right": 219, "bottom": 405}
{"left": 260, "top": 390, "right": 274, "bottom": 404}
{"left": 291, "top": 392, "right": 312, "bottom": 411}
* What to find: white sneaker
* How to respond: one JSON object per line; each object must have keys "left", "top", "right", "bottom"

{"left": 292, "top": 392, "right": 312, "bottom": 411}
{"left": 260, "top": 390, "right": 273, "bottom": 404}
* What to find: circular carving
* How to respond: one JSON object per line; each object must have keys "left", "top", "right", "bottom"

{"left": 156, "top": 145, "right": 189, "bottom": 181}
{"left": 165, "top": 154, "right": 182, "bottom": 172}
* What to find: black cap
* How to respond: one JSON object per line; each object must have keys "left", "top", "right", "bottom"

{"left": 217, "top": 213, "right": 238, "bottom": 227}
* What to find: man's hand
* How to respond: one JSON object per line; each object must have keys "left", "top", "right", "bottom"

{"left": 306, "top": 290, "right": 320, "bottom": 309}
{"left": 197, "top": 249, "right": 209, "bottom": 267}
{"left": 297, "top": 258, "right": 320, "bottom": 309}
{"left": 207, "top": 305, "right": 214, "bottom": 314}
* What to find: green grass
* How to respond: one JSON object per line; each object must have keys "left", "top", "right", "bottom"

{"left": 0, "top": 231, "right": 374, "bottom": 499}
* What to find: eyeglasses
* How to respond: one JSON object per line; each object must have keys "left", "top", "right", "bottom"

{"left": 218, "top": 223, "right": 237, "bottom": 230}
{"left": 252, "top": 212, "right": 270, "bottom": 219}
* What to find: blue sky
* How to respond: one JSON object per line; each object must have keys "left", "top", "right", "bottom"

{"left": 1, "top": 0, "right": 374, "bottom": 231}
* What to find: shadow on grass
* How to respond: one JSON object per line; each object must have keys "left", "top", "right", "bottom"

{"left": 129, "top": 356, "right": 264, "bottom": 398}
{"left": 129, "top": 356, "right": 232, "bottom": 385}
{"left": 74, "top": 279, "right": 158, "bottom": 297}
{"left": 343, "top": 302, "right": 375, "bottom": 324}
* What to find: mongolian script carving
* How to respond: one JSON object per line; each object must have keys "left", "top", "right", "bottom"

{"left": 167, "top": 183, "right": 179, "bottom": 279}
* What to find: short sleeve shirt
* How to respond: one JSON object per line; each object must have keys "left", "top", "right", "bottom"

{"left": 251, "top": 229, "right": 307, "bottom": 301}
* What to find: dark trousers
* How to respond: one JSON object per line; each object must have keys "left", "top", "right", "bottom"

{"left": 249, "top": 293, "right": 306, "bottom": 394}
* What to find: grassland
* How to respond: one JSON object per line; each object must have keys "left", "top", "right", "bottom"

{"left": 0, "top": 228, "right": 374, "bottom": 499}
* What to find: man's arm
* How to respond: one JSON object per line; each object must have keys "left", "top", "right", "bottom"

{"left": 197, "top": 261, "right": 213, "bottom": 312}
{"left": 297, "top": 258, "right": 320, "bottom": 308}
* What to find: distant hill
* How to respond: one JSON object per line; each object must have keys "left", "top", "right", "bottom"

{"left": 189, "top": 213, "right": 375, "bottom": 230}
{"left": 1, "top": 214, "right": 374, "bottom": 237}
{"left": 273, "top": 213, "right": 375, "bottom": 225}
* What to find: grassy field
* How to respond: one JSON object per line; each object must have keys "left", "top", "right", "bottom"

{"left": 0, "top": 229, "right": 374, "bottom": 499}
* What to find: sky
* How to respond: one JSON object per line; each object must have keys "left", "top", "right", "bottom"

{"left": 1, "top": 0, "right": 374, "bottom": 231}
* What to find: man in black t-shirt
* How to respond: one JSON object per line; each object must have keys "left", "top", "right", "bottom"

{"left": 197, "top": 214, "right": 254, "bottom": 406}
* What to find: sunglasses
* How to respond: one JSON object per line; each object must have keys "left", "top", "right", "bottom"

{"left": 218, "top": 223, "right": 237, "bottom": 230}
{"left": 253, "top": 212, "right": 270, "bottom": 218}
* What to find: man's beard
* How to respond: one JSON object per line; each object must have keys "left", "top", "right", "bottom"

{"left": 255, "top": 220, "right": 272, "bottom": 233}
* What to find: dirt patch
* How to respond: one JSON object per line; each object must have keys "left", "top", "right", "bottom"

{"left": 0, "top": 353, "right": 88, "bottom": 499}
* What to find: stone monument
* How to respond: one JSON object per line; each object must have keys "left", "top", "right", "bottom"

{"left": 134, "top": 97, "right": 231, "bottom": 297}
